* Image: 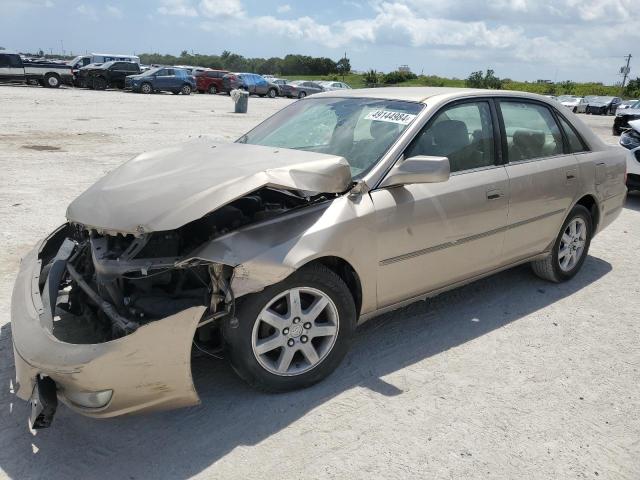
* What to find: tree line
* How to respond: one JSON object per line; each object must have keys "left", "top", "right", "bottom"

{"left": 139, "top": 50, "right": 350, "bottom": 76}
{"left": 466, "top": 69, "right": 640, "bottom": 98}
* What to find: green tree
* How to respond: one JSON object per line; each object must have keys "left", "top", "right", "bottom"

{"left": 336, "top": 56, "right": 351, "bottom": 79}
{"left": 363, "top": 69, "right": 378, "bottom": 85}
{"left": 466, "top": 70, "right": 484, "bottom": 88}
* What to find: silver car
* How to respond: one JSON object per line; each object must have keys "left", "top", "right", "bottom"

{"left": 11, "top": 88, "right": 626, "bottom": 428}
{"left": 558, "top": 95, "right": 588, "bottom": 114}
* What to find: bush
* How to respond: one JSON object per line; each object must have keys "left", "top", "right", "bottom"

{"left": 382, "top": 70, "right": 417, "bottom": 85}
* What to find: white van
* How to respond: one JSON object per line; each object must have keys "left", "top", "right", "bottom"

{"left": 68, "top": 53, "right": 140, "bottom": 72}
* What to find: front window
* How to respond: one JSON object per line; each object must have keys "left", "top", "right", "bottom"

{"left": 238, "top": 97, "right": 423, "bottom": 178}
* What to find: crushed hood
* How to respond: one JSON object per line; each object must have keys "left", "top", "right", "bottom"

{"left": 66, "top": 139, "right": 352, "bottom": 234}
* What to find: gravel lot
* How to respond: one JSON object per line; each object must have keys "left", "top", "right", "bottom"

{"left": 0, "top": 85, "right": 638, "bottom": 480}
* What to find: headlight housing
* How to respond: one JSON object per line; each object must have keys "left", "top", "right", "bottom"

{"left": 620, "top": 130, "right": 640, "bottom": 150}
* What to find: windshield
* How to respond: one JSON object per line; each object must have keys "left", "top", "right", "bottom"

{"left": 237, "top": 97, "right": 423, "bottom": 178}
{"left": 631, "top": 101, "right": 640, "bottom": 109}
{"left": 594, "top": 96, "right": 613, "bottom": 102}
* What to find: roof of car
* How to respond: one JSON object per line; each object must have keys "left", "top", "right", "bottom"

{"left": 312, "top": 87, "right": 555, "bottom": 104}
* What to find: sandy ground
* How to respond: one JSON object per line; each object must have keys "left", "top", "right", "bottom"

{"left": 0, "top": 85, "right": 638, "bottom": 480}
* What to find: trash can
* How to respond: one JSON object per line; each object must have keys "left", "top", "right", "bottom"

{"left": 231, "top": 89, "right": 249, "bottom": 113}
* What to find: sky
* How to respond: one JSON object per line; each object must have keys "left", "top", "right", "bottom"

{"left": 0, "top": 0, "right": 637, "bottom": 84}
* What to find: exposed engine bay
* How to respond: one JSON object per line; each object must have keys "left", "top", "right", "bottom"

{"left": 43, "top": 188, "right": 328, "bottom": 346}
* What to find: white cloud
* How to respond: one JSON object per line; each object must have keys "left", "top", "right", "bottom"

{"left": 276, "top": 4, "right": 291, "bottom": 13}
{"left": 76, "top": 4, "right": 97, "bottom": 19}
{"left": 106, "top": 4, "right": 123, "bottom": 18}
{"left": 158, "top": 0, "right": 198, "bottom": 17}
{"left": 199, "top": 0, "right": 245, "bottom": 19}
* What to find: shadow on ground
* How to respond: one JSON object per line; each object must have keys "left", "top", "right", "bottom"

{"left": 0, "top": 256, "right": 611, "bottom": 479}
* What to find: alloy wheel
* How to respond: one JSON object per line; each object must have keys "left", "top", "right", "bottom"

{"left": 558, "top": 217, "right": 587, "bottom": 272}
{"left": 251, "top": 287, "right": 339, "bottom": 376}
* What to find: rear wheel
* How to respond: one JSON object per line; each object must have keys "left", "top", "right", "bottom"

{"left": 298, "top": 91, "right": 307, "bottom": 99}
{"left": 268, "top": 88, "right": 277, "bottom": 98}
{"left": 44, "top": 73, "right": 61, "bottom": 88}
{"left": 224, "top": 264, "right": 356, "bottom": 392}
{"left": 208, "top": 85, "right": 217, "bottom": 94}
{"left": 181, "top": 84, "right": 192, "bottom": 95}
{"left": 531, "top": 205, "right": 592, "bottom": 282}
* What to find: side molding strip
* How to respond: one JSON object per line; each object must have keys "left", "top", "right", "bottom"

{"left": 380, "top": 208, "right": 565, "bottom": 266}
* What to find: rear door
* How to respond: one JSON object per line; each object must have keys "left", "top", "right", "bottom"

{"left": 498, "top": 99, "right": 579, "bottom": 263}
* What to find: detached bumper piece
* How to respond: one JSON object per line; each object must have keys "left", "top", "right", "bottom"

{"left": 29, "top": 376, "right": 58, "bottom": 430}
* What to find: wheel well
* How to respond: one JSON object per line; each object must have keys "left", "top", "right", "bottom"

{"left": 575, "top": 195, "right": 599, "bottom": 231}
{"left": 308, "top": 256, "right": 362, "bottom": 317}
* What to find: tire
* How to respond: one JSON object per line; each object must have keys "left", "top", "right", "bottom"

{"left": 572, "top": 107, "right": 577, "bottom": 113}
{"left": 224, "top": 264, "right": 356, "bottom": 392}
{"left": 298, "top": 91, "right": 307, "bottom": 99}
{"left": 140, "top": 82, "right": 152, "bottom": 94}
{"left": 613, "top": 128, "right": 620, "bottom": 136}
{"left": 44, "top": 73, "right": 60, "bottom": 88}
{"left": 181, "top": 84, "right": 192, "bottom": 95}
{"left": 531, "top": 205, "right": 593, "bottom": 283}
{"left": 208, "top": 85, "right": 217, "bottom": 94}
{"left": 267, "top": 88, "right": 277, "bottom": 98}
{"left": 93, "top": 77, "right": 107, "bottom": 90}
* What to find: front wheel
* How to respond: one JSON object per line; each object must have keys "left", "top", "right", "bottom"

{"left": 140, "top": 82, "right": 152, "bottom": 94}
{"left": 298, "top": 91, "right": 307, "bottom": 99}
{"left": 267, "top": 88, "right": 277, "bottom": 98}
{"left": 531, "top": 205, "right": 592, "bottom": 282}
{"left": 224, "top": 264, "right": 356, "bottom": 392}
{"left": 208, "top": 85, "right": 217, "bottom": 94}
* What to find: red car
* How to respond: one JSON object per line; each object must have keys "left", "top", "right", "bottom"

{"left": 196, "top": 69, "right": 229, "bottom": 94}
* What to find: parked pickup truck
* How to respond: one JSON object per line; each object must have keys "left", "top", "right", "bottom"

{"left": 0, "top": 51, "right": 73, "bottom": 88}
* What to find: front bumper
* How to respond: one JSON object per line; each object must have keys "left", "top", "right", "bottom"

{"left": 11, "top": 231, "right": 205, "bottom": 420}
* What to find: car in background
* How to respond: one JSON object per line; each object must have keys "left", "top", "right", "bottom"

{"left": 74, "top": 62, "right": 102, "bottom": 87}
{"left": 544, "top": 95, "right": 558, "bottom": 102}
{"left": 613, "top": 100, "right": 640, "bottom": 136}
{"left": 84, "top": 61, "right": 141, "bottom": 90}
{"left": 586, "top": 96, "right": 622, "bottom": 115}
{"left": 616, "top": 99, "right": 639, "bottom": 112}
{"left": 619, "top": 119, "right": 640, "bottom": 190}
{"left": 125, "top": 67, "right": 195, "bottom": 95}
{"left": 0, "top": 51, "right": 73, "bottom": 88}
{"left": 319, "top": 80, "right": 352, "bottom": 91}
{"left": 222, "top": 73, "right": 279, "bottom": 98}
{"left": 280, "top": 80, "right": 324, "bottom": 98}
{"left": 68, "top": 53, "right": 139, "bottom": 72}
{"left": 196, "top": 69, "right": 229, "bottom": 94}
{"left": 558, "top": 95, "right": 587, "bottom": 113}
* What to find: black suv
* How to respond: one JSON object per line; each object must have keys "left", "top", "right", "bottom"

{"left": 85, "top": 61, "right": 141, "bottom": 90}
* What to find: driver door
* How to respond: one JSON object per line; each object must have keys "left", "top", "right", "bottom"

{"left": 371, "top": 99, "right": 510, "bottom": 307}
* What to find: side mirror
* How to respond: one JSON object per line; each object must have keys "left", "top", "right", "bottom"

{"left": 379, "top": 155, "right": 450, "bottom": 188}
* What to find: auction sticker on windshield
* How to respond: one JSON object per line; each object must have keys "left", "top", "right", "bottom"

{"left": 365, "top": 110, "right": 417, "bottom": 125}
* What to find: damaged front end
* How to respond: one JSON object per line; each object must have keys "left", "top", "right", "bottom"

{"left": 59, "top": 186, "right": 324, "bottom": 343}
{"left": 11, "top": 141, "right": 354, "bottom": 427}
{"left": 11, "top": 187, "right": 334, "bottom": 427}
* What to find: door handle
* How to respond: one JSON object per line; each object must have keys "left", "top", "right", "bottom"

{"left": 566, "top": 169, "right": 577, "bottom": 180}
{"left": 486, "top": 189, "right": 503, "bottom": 200}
